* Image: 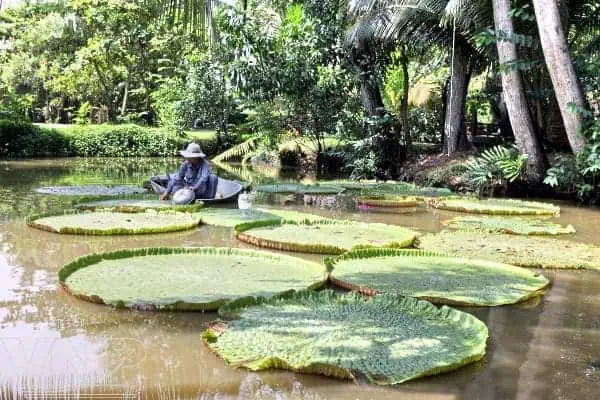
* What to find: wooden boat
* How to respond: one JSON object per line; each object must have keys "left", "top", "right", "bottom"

{"left": 146, "top": 175, "right": 244, "bottom": 204}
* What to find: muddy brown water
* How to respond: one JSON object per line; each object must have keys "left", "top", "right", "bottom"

{"left": 0, "top": 158, "right": 599, "bottom": 399}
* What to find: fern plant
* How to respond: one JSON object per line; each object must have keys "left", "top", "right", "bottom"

{"left": 212, "top": 136, "right": 259, "bottom": 163}
{"left": 464, "top": 145, "right": 527, "bottom": 194}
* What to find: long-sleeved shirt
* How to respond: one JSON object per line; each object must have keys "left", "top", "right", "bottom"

{"left": 166, "top": 160, "right": 212, "bottom": 194}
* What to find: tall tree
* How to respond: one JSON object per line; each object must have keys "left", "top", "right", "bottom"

{"left": 444, "top": 37, "right": 472, "bottom": 154}
{"left": 531, "top": 0, "right": 586, "bottom": 153}
{"left": 492, "top": 0, "right": 546, "bottom": 183}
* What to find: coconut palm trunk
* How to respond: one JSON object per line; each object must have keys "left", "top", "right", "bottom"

{"left": 531, "top": 0, "right": 586, "bottom": 153}
{"left": 492, "top": 0, "right": 547, "bottom": 183}
{"left": 444, "top": 38, "right": 472, "bottom": 155}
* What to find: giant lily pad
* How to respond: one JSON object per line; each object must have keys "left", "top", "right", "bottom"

{"left": 357, "top": 195, "right": 418, "bottom": 213}
{"left": 445, "top": 216, "right": 575, "bottom": 235}
{"left": 235, "top": 220, "right": 417, "bottom": 254}
{"left": 75, "top": 199, "right": 203, "bottom": 213}
{"left": 34, "top": 185, "right": 147, "bottom": 196}
{"left": 428, "top": 198, "right": 560, "bottom": 216}
{"left": 327, "top": 248, "right": 550, "bottom": 306}
{"left": 368, "top": 183, "right": 453, "bottom": 197}
{"left": 198, "top": 208, "right": 281, "bottom": 227}
{"left": 204, "top": 290, "right": 488, "bottom": 385}
{"left": 254, "top": 183, "right": 345, "bottom": 195}
{"left": 59, "top": 247, "right": 327, "bottom": 311}
{"left": 27, "top": 210, "right": 201, "bottom": 235}
{"left": 417, "top": 231, "right": 600, "bottom": 270}
{"left": 255, "top": 208, "right": 332, "bottom": 222}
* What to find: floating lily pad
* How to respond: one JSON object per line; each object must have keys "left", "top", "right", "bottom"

{"left": 34, "top": 185, "right": 147, "bottom": 196}
{"left": 357, "top": 195, "right": 418, "bottom": 213}
{"left": 75, "top": 199, "right": 203, "bottom": 213}
{"left": 255, "top": 208, "right": 332, "bottom": 222}
{"left": 27, "top": 210, "right": 201, "bottom": 235}
{"left": 235, "top": 220, "right": 417, "bottom": 254}
{"left": 198, "top": 208, "right": 281, "bottom": 227}
{"left": 368, "top": 183, "right": 453, "bottom": 197}
{"left": 254, "top": 183, "right": 345, "bottom": 195}
{"left": 59, "top": 247, "right": 327, "bottom": 311}
{"left": 445, "top": 216, "right": 575, "bottom": 235}
{"left": 417, "top": 231, "right": 600, "bottom": 269}
{"left": 327, "top": 248, "right": 550, "bottom": 306}
{"left": 204, "top": 290, "right": 488, "bottom": 385}
{"left": 429, "top": 198, "right": 560, "bottom": 216}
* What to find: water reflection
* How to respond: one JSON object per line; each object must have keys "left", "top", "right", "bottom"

{"left": 1, "top": 158, "right": 600, "bottom": 398}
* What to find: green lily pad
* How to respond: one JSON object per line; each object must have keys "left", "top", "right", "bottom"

{"left": 417, "top": 231, "right": 600, "bottom": 269}
{"left": 445, "top": 216, "right": 576, "bottom": 235}
{"left": 59, "top": 247, "right": 327, "bottom": 311}
{"left": 198, "top": 208, "right": 281, "bottom": 227}
{"left": 327, "top": 248, "right": 550, "bottom": 306}
{"left": 254, "top": 183, "right": 345, "bottom": 195}
{"left": 205, "top": 290, "right": 488, "bottom": 385}
{"left": 75, "top": 199, "right": 203, "bottom": 213}
{"left": 34, "top": 185, "right": 147, "bottom": 196}
{"left": 27, "top": 210, "right": 201, "bottom": 235}
{"left": 367, "top": 183, "right": 453, "bottom": 197}
{"left": 255, "top": 208, "right": 332, "bottom": 222}
{"left": 429, "top": 198, "right": 560, "bottom": 216}
{"left": 357, "top": 195, "right": 418, "bottom": 213}
{"left": 235, "top": 220, "right": 417, "bottom": 254}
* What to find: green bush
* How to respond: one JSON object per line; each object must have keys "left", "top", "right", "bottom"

{"left": 0, "top": 121, "right": 220, "bottom": 158}
{"left": 0, "top": 120, "right": 71, "bottom": 157}
{"left": 62, "top": 125, "right": 186, "bottom": 157}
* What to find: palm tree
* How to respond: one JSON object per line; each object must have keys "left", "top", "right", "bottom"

{"left": 491, "top": 0, "right": 546, "bottom": 182}
{"left": 531, "top": 0, "right": 590, "bottom": 153}
{"left": 347, "top": 0, "right": 482, "bottom": 154}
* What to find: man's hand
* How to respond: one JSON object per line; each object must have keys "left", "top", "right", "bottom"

{"left": 159, "top": 192, "right": 169, "bottom": 201}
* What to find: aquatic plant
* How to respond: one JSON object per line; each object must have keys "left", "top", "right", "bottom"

{"left": 75, "top": 199, "right": 204, "bottom": 213}
{"left": 326, "top": 248, "right": 550, "bottom": 306}
{"left": 59, "top": 247, "right": 327, "bottom": 311}
{"left": 255, "top": 208, "right": 333, "bottom": 222}
{"left": 428, "top": 198, "right": 560, "bottom": 216}
{"left": 417, "top": 231, "right": 600, "bottom": 269}
{"left": 235, "top": 219, "right": 417, "bottom": 254}
{"left": 445, "top": 216, "right": 576, "bottom": 236}
{"left": 198, "top": 208, "right": 281, "bottom": 227}
{"left": 34, "top": 185, "right": 147, "bottom": 196}
{"left": 27, "top": 210, "right": 201, "bottom": 235}
{"left": 204, "top": 290, "right": 488, "bottom": 385}
{"left": 254, "top": 183, "right": 345, "bottom": 195}
{"left": 357, "top": 195, "right": 418, "bottom": 212}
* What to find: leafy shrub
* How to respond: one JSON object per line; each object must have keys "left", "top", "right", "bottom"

{"left": 0, "top": 122, "right": 222, "bottom": 158}
{"left": 63, "top": 125, "right": 186, "bottom": 157}
{"left": 0, "top": 120, "right": 71, "bottom": 157}
{"left": 464, "top": 145, "right": 527, "bottom": 194}
{"left": 545, "top": 118, "right": 600, "bottom": 203}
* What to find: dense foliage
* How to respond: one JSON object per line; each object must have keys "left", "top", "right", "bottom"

{"left": 0, "top": 0, "right": 599, "bottom": 198}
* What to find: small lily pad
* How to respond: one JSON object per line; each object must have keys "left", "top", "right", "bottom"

{"left": 34, "top": 185, "right": 147, "bottom": 196}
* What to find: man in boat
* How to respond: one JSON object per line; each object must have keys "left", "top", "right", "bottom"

{"left": 158, "top": 143, "right": 218, "bottom": 202}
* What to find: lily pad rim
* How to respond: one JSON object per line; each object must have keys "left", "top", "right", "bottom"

{"left": 26, "top": 209, "right": 201, "bottom": 235}
{"left": 59, "top": 246, "right": 328, "bottom": 311}
{"left": 205, "top": 289, "right": 489, "bottom": 385}
{"left": 325, "top": 248, "right": 551, "bottom": 307}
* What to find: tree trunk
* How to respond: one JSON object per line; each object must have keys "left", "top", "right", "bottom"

{"left": 492, "top": 0, "right": 547, "bottom": 183}
{"left": 443, "top": 39, "right": 471, "bottom": 155}
{"left": 532, "top": 0, "right": 586, "bottom": 153}
{"left": 400, "top": 51, "right": 411, "bottom": 149}
{"left": 120, "top": 82, "right": 129, "bottom": 116}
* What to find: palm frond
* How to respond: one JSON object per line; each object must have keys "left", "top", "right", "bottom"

{"left": 212, "top": 136, "right": 259, "bottom": 163}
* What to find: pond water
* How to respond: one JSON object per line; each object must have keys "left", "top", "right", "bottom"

{"left": 0, "top": 158, "right": 599, "bottom": 399}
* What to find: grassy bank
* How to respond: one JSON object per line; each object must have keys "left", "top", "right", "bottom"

{"left": 0, "top": 121, "right": 218, "bottom": 158}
